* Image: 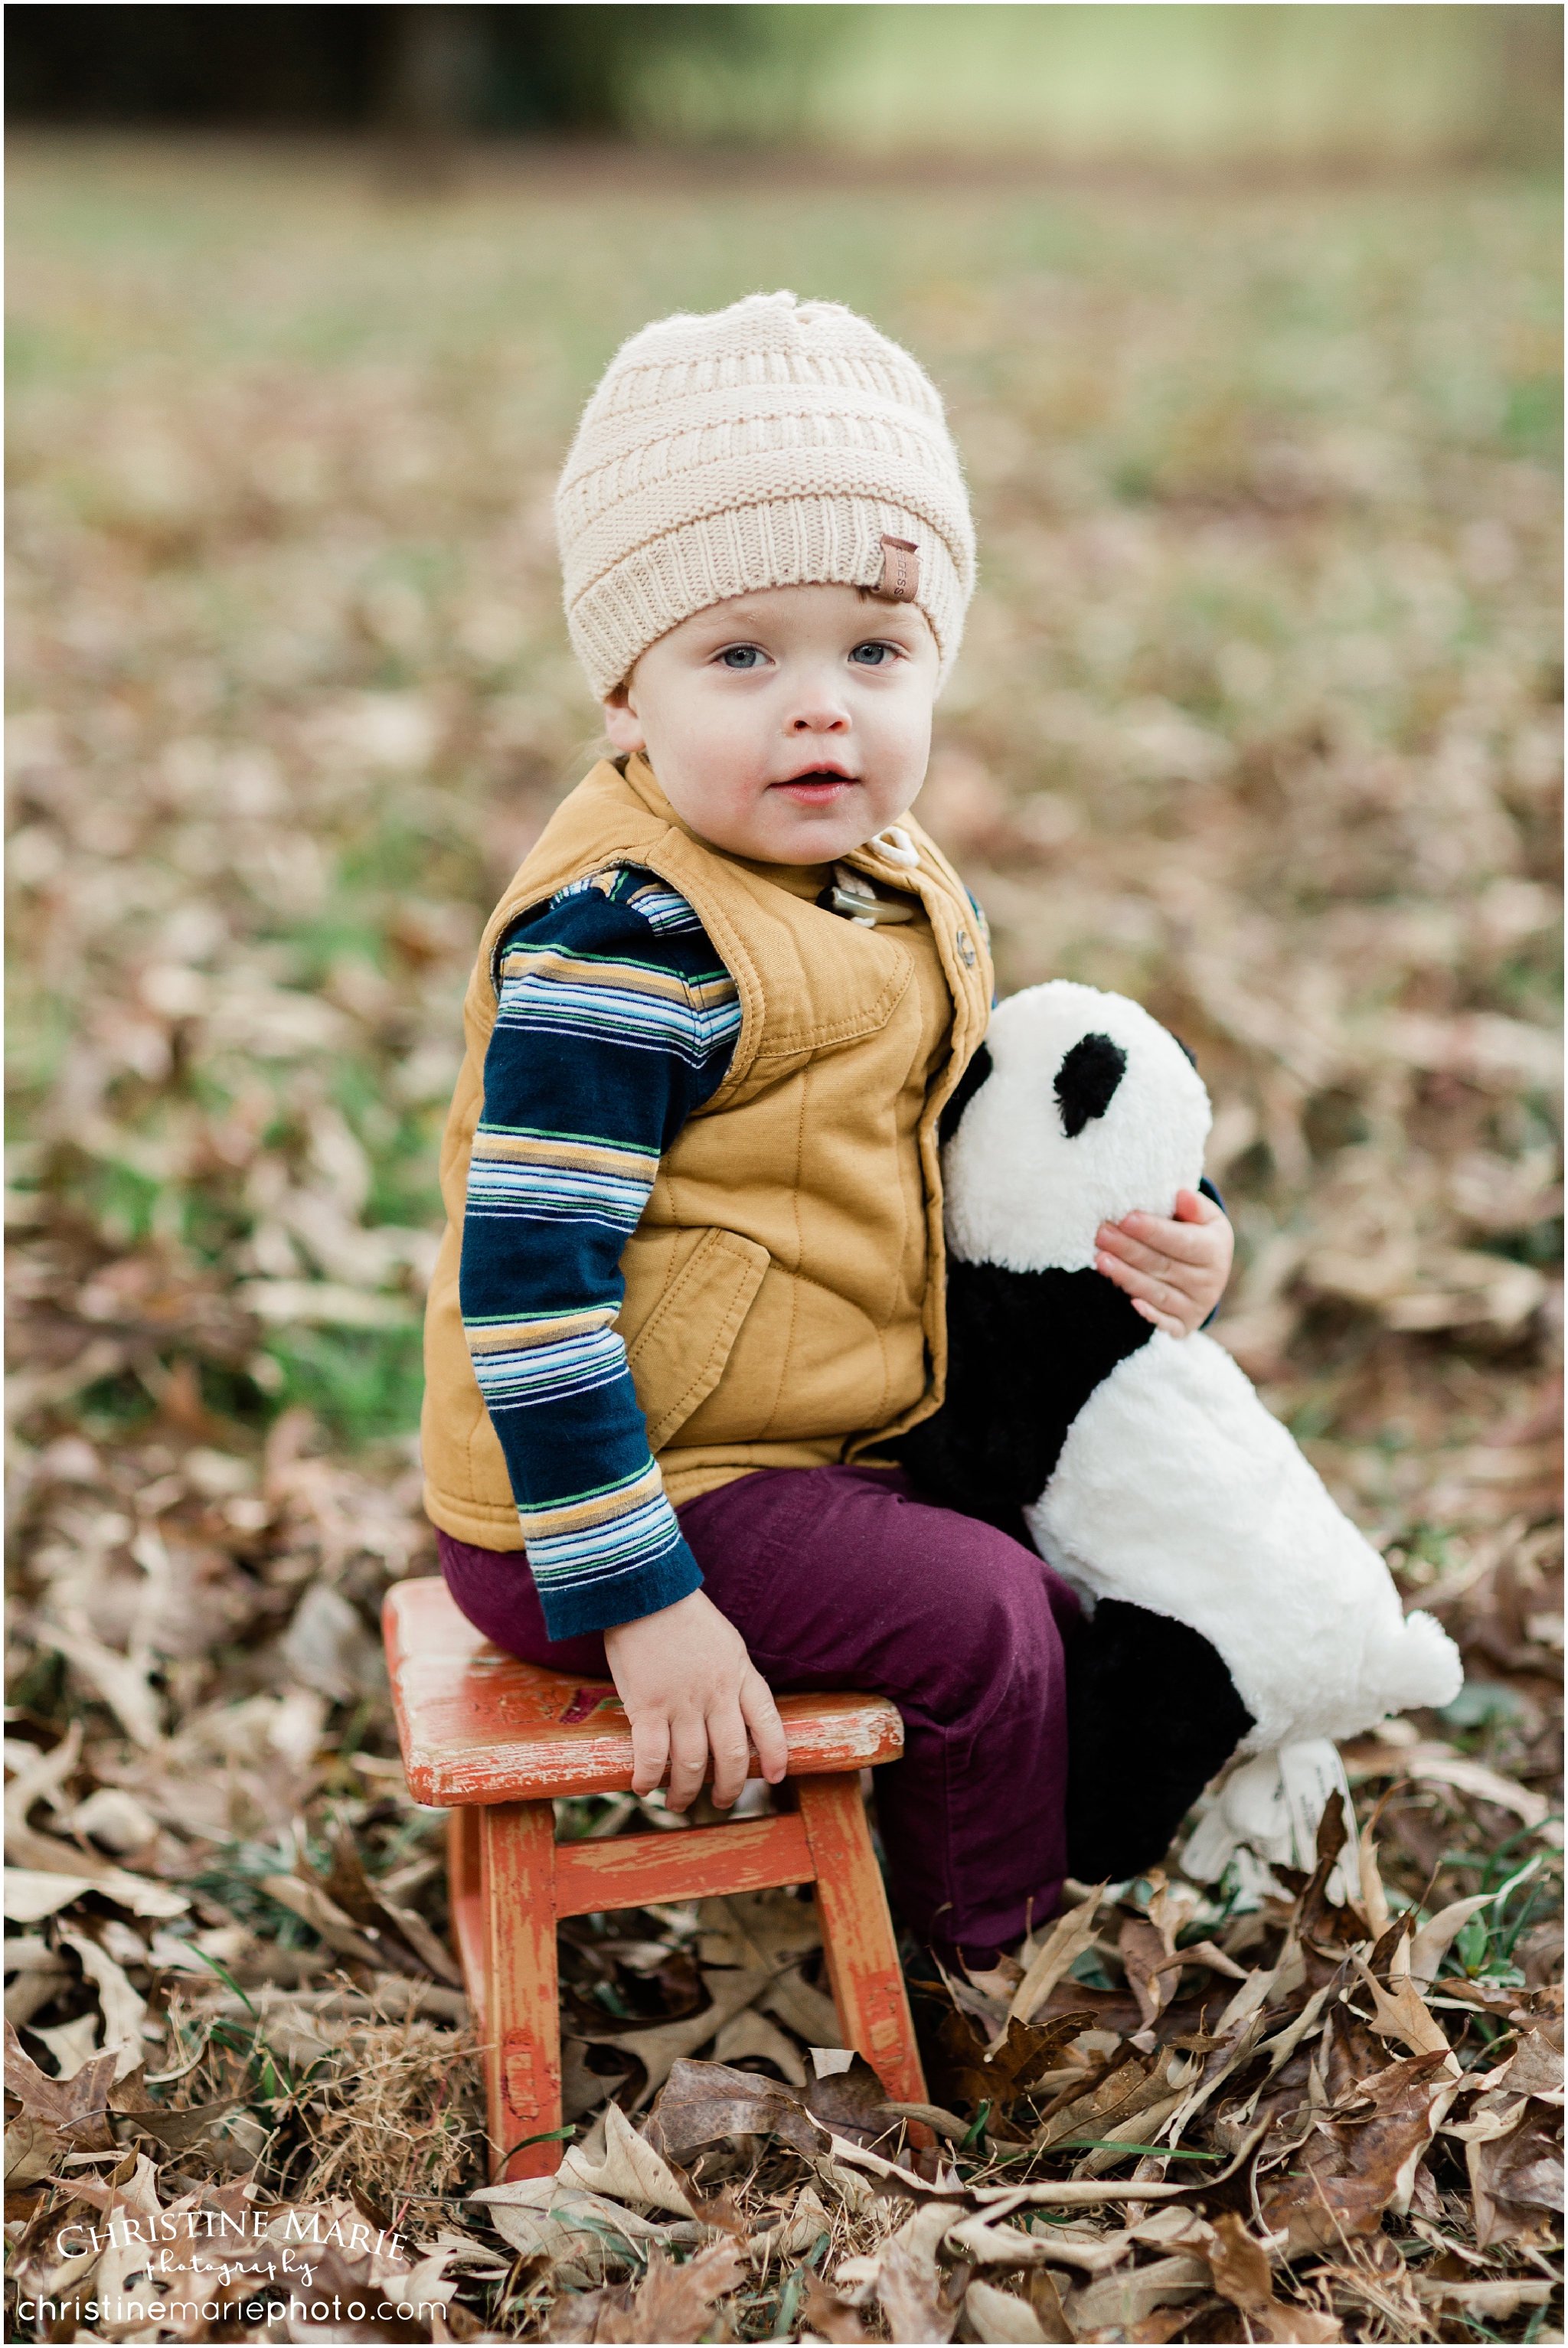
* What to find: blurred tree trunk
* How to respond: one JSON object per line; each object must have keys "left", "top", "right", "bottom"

{"left": 377, "top": 3, "right": 487, "bottom": 188}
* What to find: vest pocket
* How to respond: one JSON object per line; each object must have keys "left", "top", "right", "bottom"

{"left": 621, "top": 1226, "right": 769, "bottom": 1452}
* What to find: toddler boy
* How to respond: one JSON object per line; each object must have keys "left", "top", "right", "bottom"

{"left": 423, "top": 292, "right": 1230, "bottom": 1961}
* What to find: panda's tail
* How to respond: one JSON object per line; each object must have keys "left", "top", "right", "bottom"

{"left": 1365, "top": 1607, "right": 1464, "bottom": 1716}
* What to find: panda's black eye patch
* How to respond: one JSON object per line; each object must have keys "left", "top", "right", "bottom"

{"left": 1055, "top": 1033, "right": 1126, "bottom": 1136}
{"left": 939, "top": 1042, "right": 992, "bottom": 1148}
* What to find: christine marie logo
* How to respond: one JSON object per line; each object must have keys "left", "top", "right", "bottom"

{"left": 51, "top": 2203, "right": 413, "bottom": 2261}
{"left": 15, "top": 2203, "right": 446, "bottom": 2335}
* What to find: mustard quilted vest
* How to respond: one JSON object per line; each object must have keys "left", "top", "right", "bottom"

{"left": 421, "top": 754, "right": 993, "bottom": 1548}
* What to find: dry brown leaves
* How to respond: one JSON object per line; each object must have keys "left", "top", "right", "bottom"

{"left": 5, "top": 139, "right": 1562, "bottom": 2339}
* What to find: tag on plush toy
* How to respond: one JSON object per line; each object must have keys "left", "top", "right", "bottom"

{"left": 1182, "top": 1740, "right": 1361, "bottom": 1909}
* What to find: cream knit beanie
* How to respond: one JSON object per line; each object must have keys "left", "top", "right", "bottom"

{"left": 555, "top": 290, "right": 975, "bottom": 700}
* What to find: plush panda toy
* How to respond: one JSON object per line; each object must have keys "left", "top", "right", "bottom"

{"left": 898, "top": 981, "right": 1462, "bottom": 1885}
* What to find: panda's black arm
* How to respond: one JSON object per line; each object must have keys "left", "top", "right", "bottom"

{"left": 893, "top": 1259, "right": 1154, "bottom": 1530}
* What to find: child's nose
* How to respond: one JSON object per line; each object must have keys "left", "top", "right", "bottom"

{"left": 789, "top": 700, "right": 848, "bottom": 732}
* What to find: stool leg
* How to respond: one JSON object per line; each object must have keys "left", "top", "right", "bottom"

{"left": 796, "top": 1772, "right": 927, "bottom": 2108}
{"left": 479, "top": 1800, "right": 563, "bottom": 2180}
{"left": 447, "top": 1810, "right": 486, "bottom": 2033}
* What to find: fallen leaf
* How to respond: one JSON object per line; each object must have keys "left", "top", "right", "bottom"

{"left": 4, "top": 2016, "right": 119, "bottom": 2150}
{"left": 279, "top": 1579, "right": 388, "bottom": 1703}
{"left": 1257, "top": 2050, "right": 1456, "bottom": 2252}
{"left": 1121, "top": 1915, "right": 1179, "bottom": 2034}
{"left": 474, "top": 2173, "right": 697, "bottom": 2269}
{"left": 556, "top": 2098, "right": 697, "bottom": 2217}
{"left": 260, "top": 1871, "right": 390, "bottom": 1968}
{"left": 43, "top": 1620, "right": 163, "bottom": 1746}
{"left": 58, "top": 1928, "right": 147, "bottom": 2076}
{"left": 877, "top": 2235, "right": 959, "bottom": 2343}
{"left": 5, "top": 2111, "right": 66, "bottom": 2186}
{"left": 963, "top": 2275, "right": 1047, "bottom": 2343}
{"left": 1414, "top": 2274, "right": 1555, "bottom": 2317}
{"left": 1470, "top": 2109, "right": 1565, "bottom": 2245}
{"left": 805, "top": 2049, "right": 900, "bottom": 2146}
{"left": 2, "top": 1857, "right": 188, "bottom": 1920}
{"left": 1068, "top": 2251, "right": 1210, "bottom": 2332}
{"left": 1000, "top": 1886, "right": 1104, "bottom": 2039}
{"left": 578, "top": 1968, "right": 773, "bottom": 2103}
{"left": 1204, "top": 2209, "right": 1276, "bottom": 2313}
{"left": 562, "top": 2039, "right": 631, "bottom": 2125}
{"left": 4, "top": 1722, "right": 84, "bottom": 1835}
{"left": 802, "top": 2268, "right": 869, "bottom": 2342}
{"left": 945, "top": 2214, "right": 1116, "bottom": 2273}
{"left": 711, "top": 2006, "right": 808, "bottom": 2084}
{"left": 1405, "top": 1893, "right": 1498, "bottom": 1988}
{"left": 1347, "top": 1950, "right": 1458, "bottom": 2069}
{"left": 1024, "top": 2267, "right": 1075, "bottom": 2342}
{"left": 1342, "top": 1741, "right": 1550, "bottom": 1826}
{"left": 1251, "top": 2306, "right": 1344, "bottom": 2343}
{"left": 696, "top": 1888, "right": 821, "bottom": 1969}
{"left": 577, "top": 2240, "right": 743, "bottom": 2343}
{"left": 942, "top": 2007, "right": 1098, "bottom": 2110}
{"left": 643, "top": 2056, "right": 820, "bottom": 2165}
{"left": 760, "top": 1961, "right": 842, "bottom": 2049}
{"left": 30, "top": 2013, "right": 103, "bottom": 2079}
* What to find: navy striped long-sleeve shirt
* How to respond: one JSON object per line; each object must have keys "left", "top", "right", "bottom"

{"left": 459, "top": 867, "right": 740, "bottom": 1640}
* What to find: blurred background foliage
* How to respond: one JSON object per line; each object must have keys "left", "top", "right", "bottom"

{"left": 8, "top": 119, "right": 1560, "bottom": 1465}
{"left": 7, "top": 2, "right": 1563, "bottom": 168}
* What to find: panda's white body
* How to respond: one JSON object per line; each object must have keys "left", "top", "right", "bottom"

{"left": 1027, "top": 1328, "right": 1459, "bottom": 1752}
{"left": 942, "top": 980, "right": 1462, "bottom": 1754}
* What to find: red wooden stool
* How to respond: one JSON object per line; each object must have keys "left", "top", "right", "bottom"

{"left": 382, "top": 1577, "right": 928, "bottom": 2178}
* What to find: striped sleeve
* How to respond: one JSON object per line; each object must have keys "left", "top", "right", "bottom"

{"left": 458, "top": 868, "right": 740, "bottom": 1640}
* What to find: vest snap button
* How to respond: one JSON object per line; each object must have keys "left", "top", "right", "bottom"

{"left": 956, "top": 929, "right": 976, "bottom": 968}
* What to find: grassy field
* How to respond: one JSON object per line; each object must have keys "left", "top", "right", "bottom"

{"left": 621, "top": 4, "right": 1561, "bottom": 167}
{"left": 5, "top": 139, "right": 1562, "bottom": 2340}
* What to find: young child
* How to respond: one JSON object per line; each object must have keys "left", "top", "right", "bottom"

{"left": 422, "top": 292, "right": 1232, "bottom": 1968}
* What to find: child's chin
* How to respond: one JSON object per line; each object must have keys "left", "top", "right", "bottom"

{"left": 745, "top": 798, "right": 854, "bottom": 851}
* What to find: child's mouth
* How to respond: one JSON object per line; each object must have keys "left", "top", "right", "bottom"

{"left": 772, "top": 771, "right": 856, "bottom": 805}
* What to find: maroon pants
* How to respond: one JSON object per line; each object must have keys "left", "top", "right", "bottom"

{"left": 437, "top": 1465, "right": 1080, "bottom": 1964}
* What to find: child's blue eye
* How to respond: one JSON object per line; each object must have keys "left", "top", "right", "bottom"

{"left": 850, "top": 642, "right": 897, "bottom": 666}
{"left": 718, "top": 645, "right": 766, "bottom": 669}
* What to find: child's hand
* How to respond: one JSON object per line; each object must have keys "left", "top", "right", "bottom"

{"left": 1096, "top": 1187, "right": 1233, "bottom": 1338}
{"left": 603, "top": 1588, "right": 789, "bottom": 1813}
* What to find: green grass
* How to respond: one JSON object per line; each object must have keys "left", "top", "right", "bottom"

{"left": 260, "top": 1327, "right": 427, "bottom": 1448}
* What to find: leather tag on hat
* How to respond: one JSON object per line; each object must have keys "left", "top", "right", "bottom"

{"left": 874, "top": 534, "right": 920, "bottom": 602}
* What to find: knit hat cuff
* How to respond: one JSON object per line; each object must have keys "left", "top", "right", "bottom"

{"left": 568, "top": 497, "right": 965, "bottom": 700}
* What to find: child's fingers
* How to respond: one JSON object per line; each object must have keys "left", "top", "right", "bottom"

{"left": 1102, "top": 1211, "right": 1223, "bottom": 1268}
{"left": 1096, "top": 1241, "right": 1194, "bottom": 1305}
{"left": 629, "top": 1712, "right": 670, "bottom": 1800}
{"left": 706, "top": 1703, "right": 754, "bottom": 1811}
{"left": 741, "top": 1668, "right": 789, "bottom": 1786}
{"left": 1132, "top": 1295, "right": 1187, "bottom": 1337}
{"left": 665, "top": 1716, "right": 710, "bottom": 1814}
{"left": 1097, "top": 1226, "right": 1181, "bottom": 1279}
{"left": 1173, "top": 1187, "right": 1224, "bottom": 1226}
{"left": 1102, "top": 1247, "right": 1214, "bottom": 1337}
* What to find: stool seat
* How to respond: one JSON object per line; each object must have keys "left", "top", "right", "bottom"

{"left": 384, "top": 1576, "right": 904, "bottom": 1805}
{"left": 382, "top": 1576, "right": 927, "bottom": 2178}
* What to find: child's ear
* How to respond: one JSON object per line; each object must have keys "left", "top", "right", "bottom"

{"left": 603, "top": 682, "right": 646, "bottom": 754}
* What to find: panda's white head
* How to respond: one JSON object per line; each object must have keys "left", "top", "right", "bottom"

{"left": 941, "top": 981, "right": 1213, "bottom": 1274}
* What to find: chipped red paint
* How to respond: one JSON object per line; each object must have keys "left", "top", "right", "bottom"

{"left": 384, "top": 1576, "right": 904, "bottom": 1806}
